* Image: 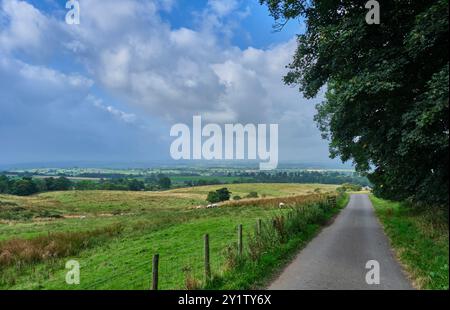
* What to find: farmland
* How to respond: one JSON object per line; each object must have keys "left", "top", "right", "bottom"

{"left": 0, "top": 183, "right": 341, "bottom": 290}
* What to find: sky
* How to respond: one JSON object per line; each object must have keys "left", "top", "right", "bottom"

{"left": 0, "top": 0, "right": 349, "bottom": 168}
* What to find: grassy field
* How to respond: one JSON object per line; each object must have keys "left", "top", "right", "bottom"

{"left": 169, "top": 183, "right": 336, "bottom": 197}
{"left": 370, "top": 195, "right": 449, "bottom": 290}
{"left": 0, "top": 183, "right": 338, "bottom": 290}
{"left": 169, "top": 175, "right": 254, "bottom": 185}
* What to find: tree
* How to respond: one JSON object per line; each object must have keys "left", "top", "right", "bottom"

{"left": 261, "top": 0, "right": 448, "bottom": 207}
{"left": 206, "top": 188, "right": 231, "bottom": 203}
{"left": 206, "top": 191, "right": 220, "bottom": 203}
{"left": 75, "top": 180, "right": 98, "bottom": 190}
{"left": 10, "top": 177, "right": 38, "bottom": 196}
{"left": 45, "top": 177, "right": 72, "bottom": 191}
{"left": 216, "top": 188, "right": 231, "bottom": 202}
{"left": 128, "top": 179, "right": 145, "bottom": 191}
{"left": 54, "top": 177, "right": 72, "bottom": 191}
{"left": 157, "top": 175, "right": 172, "bottom": 190}
{"left": 0, "top": 175, "right": 9, "bottom": 193}
{"left": 44, "top": 177, "right": 56, "bottom": 191}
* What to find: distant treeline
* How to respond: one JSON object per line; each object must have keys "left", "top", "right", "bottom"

{"left": 0, "top": 174, "right": 172, "bottom": 196}
{"left": 6, "top": 171, "right": 137, "bottom": 179}
{"left": 0, "top": 170, "right": 369, "bottom": 196}
{"left": 0, "top": 176, "right": 72, "bottom": 196}
{"left": 181, "top": 171, "right": 370, "bottom": 187}
{"left": 227, "top": 171, "right": 370, "bottom": 186}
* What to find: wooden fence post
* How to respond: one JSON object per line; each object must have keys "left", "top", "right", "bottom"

{"left": 327, "top": 196, "right": 337, "bottom": 208}
{"left": 238, "top": 224, "right": 243, "bottom": 256}
{"left": 257, "top": 219, "right": 262, "bottom": 235}
{"left": 152, "top": 254, "right": 159, "bottom": 290}
{"left": 204, "top": 234, "right": 211, "bottom": 283}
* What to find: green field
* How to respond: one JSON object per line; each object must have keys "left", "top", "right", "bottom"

{"left": 0, "top": 183, "right": 338, "bottom": 290}
{"left": 169, "top": 175, "right": 254, "bottom": 185}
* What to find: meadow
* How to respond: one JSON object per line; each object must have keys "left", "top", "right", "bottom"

{"left": 0, "top": 183, "right": 339, "bottom": 290}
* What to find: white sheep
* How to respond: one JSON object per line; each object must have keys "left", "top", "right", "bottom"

{"left": 279, "top": 202, "right": 285, "bottom": 208}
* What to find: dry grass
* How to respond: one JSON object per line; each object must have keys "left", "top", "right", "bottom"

{"left": 223, "top": 193, "right": 334, "bottom": 208}
{"left": 0, "top": 224, "right": 123, "bottom": 269}
{"left": 183, "top": 266, "right": 202, "bottom": 290}
{"left": 168, "top": 183, "right": 338, "bottom": 197}
{"left": 1, "top": 184, "right": 337, "bottom": 222}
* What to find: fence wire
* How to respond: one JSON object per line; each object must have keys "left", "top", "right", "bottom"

{"left": 3, "top": 194, "right": 337, "bottom": 290}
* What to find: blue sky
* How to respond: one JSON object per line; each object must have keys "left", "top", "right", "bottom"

{"left": 0, "top": 0, "right": 347, "bottom": 168}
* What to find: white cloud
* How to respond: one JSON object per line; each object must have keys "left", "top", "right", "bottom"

{"left": 0, "top": 0, "right": 336, "bottom": 163}
{"left": 207, "top": 0, "right": 239, "bottom": 17}
{"left": 90, "top": 95, "right": 137, "bottom": 124}
{"left": 0, "top": 0, "right": 48, "bottom": 52}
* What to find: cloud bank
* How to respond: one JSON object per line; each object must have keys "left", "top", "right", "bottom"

{"left": 0, "top": 0, "right": 339, "bottom": 166}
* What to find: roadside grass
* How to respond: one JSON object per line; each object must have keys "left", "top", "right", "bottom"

{"left": 370, "top": 195, "right": 449, "bottom": 290}
{"left": 206, "top": 193, "right": 349, "bottom": 289}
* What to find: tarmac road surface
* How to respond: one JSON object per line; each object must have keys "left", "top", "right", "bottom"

{"left": 269, "top": 194, "right": 413, "bottom": 290}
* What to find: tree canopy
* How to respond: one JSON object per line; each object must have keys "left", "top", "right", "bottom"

{"left": 261, "top": 0, "right": 449, "bottom": 207}
{"left": 206, "top": 188, "right": 232, "bottom": 203}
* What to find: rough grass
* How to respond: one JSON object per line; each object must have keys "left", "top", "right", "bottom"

{"left": 168, "top": 183, "right": 338, "bottom": 197}
{"left": 0, "top": 184, "right": 339, "bottom": 290}
{"left": 0, "top": 183, "right": 337, "bottom": 241}
{"left": 1, "top": 205, "right": 311, "bottom": 289}
{"left": 370, "top": 195, "right": 449, "bottom": 290}
{"left": 0, "top": 224, "right": 123, "bottom": 269}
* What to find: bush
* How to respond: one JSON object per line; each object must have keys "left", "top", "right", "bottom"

{"left": 338, "top": 183, "right": 362, "bottom": 192}
{"left": 206, "top": 188, "right": 231, "bottom": 203}
{"left": 245, "top": 192, "right": 258, "bottom": 198}
{"left": 233, "top": 195, "right": 241, "bottom": 200}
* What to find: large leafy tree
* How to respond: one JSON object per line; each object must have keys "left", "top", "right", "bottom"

{"left": 261, "top": 0, "right": 449, "bottom": 207}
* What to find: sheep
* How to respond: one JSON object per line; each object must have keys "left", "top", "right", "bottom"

{"left": 279, "top": 202, "right": 285, "bottom": 208}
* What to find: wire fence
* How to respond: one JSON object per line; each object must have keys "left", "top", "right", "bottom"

{"left": 3, "top": 194, "right": 338, "bottom": 290}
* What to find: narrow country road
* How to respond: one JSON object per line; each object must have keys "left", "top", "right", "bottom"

{"left": 269, "top": 194, "right": 413, "bottom": 290}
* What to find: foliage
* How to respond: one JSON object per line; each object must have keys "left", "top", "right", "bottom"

{"left": 10, "top": 177, "right": 39, "bottom": 196}
{"left": 231, "top": 170, "right": 370, "bottom": 186}
{"left": 206, "top": 191, "right": 220, "bottom": 203}
{"left": 245, "top": 191, "right": 258, "bottom": 198}
{"left": 260, "top": 0, "right": 449, "bottom": 207}
{"left": 337, "top": 183, "right": 363, "bottom": 192}
{"left": 157, "top": 174, "right": 172, "bottom": 190}
{"left": 0, "top": 175, "right": 152, "bottom": 195}
{"left": 206, "top": 187, "right": 231, "bottom": 203}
